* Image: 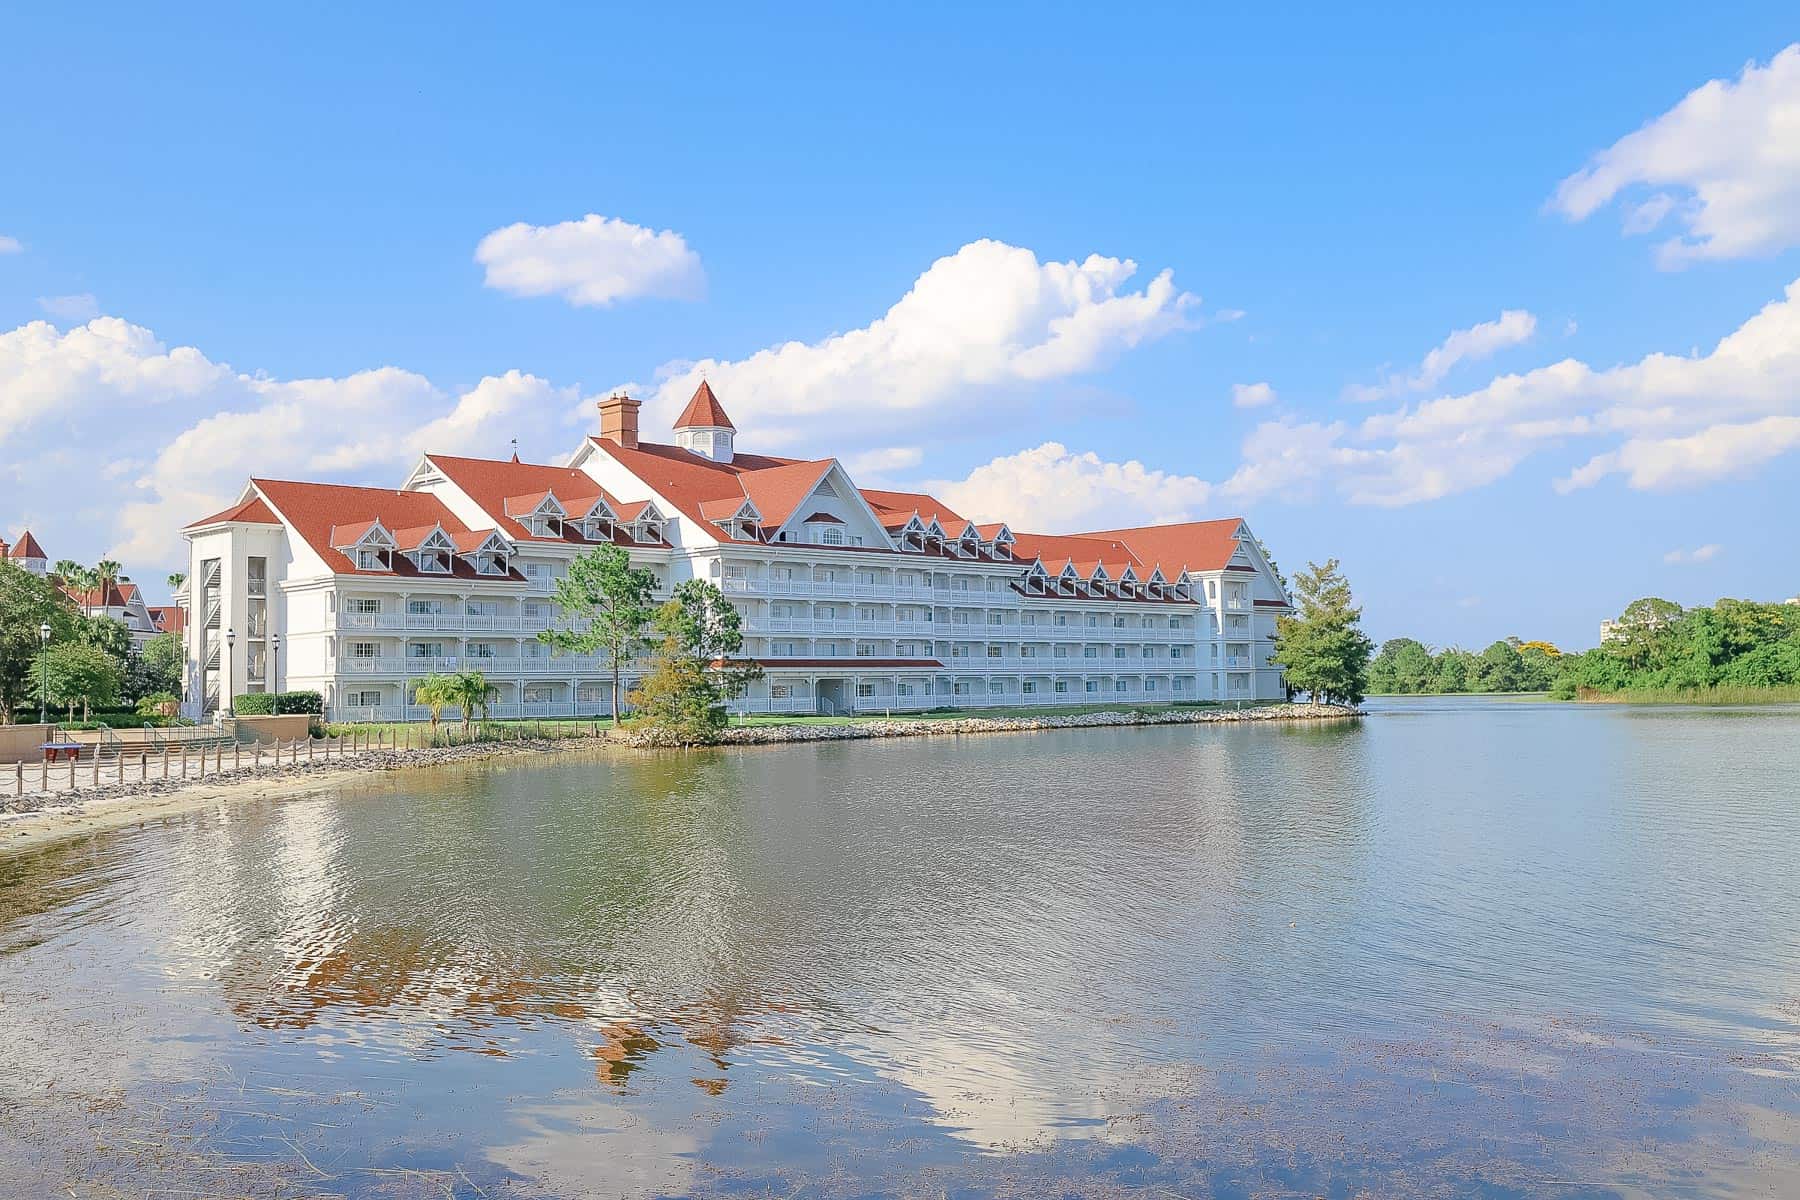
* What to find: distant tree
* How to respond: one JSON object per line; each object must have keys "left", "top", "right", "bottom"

{"left": 1434, "top": 649, "right": 1472, "bottom": 693}
{"left": 1369, "top": 637, "right": 1433, "bottom": 694}
{"left": 1269, "top": 559, "right": 1373, "bottom": 706}
{"left": 1517, "top": 644, "right": 1559, "bottom": 691}
{"left": 1477, "top": 640, "right": 1525, "bottom": 693}
{"left": 0, "top": 561, "right": 80, "bottom": 723}
{"left": 32, "top": 642, "right": 122, "bottom": 721}
{"left": 93, "top": 559, "right": 122, "bottom": 599}
{"left": 134, "top": 632, "right": 184, "bottom": 699}
{"left": 1613, "top": 597, "right": 1683, "bottom": 670}
{"left": 539, "top": 545, "right": 658, "bottom": 726}
{"left": 166, "top": 571, "right": 187, "bottom": 594}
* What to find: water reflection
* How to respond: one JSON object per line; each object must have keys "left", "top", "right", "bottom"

{"left": 3, "top": 700, "right": 1799, "bottom": 1196}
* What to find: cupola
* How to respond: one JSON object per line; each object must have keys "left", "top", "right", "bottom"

{"left": 672, "top": 380, "right": 736, "bottom": 463}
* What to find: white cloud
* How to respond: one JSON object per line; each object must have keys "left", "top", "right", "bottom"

{"left": 37, "top": 293, "right": 100, "bottom": 321}
{"left": 620, "top": 238, "right": 1201, "bottom": 451}
{"left": 1231, "top": 381, "right": 1276, "bottom": 408}
{"left": 475, "top": 213, "right": 704, "bottom": 307}
{"left": 842, "top": 446, "right": 923, "bottom": 478}
{"left": 0, "top": 235, "right": 21, "bottom": 255}
{"left": 932, "top": 442, "right": 1215, "bottom": 531}
{"left": 936, "top": 274, "right": 1800, "bottom": 519}
{"left": 1347, "top": 310, "right": 1537, "bottom": 401}
{"left": 1663, "top": 544, "right": 1722, "bottom": 565}
{"left": 1551, "top": 44, "right": 1800, "bottom": 265}
{"left": 0, "top": 316, "right": 579, "bottom": 568}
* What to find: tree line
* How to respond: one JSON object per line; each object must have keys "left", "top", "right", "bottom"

{"left": 1, "top": 560, "right": 184, "bottom": 724}
{"left": 1370, "top": 595, "right": 1800, "bottom": 699}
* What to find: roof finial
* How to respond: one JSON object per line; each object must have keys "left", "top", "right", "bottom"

{"left": 509, "top": 437, "right": 520, "bottom": 464}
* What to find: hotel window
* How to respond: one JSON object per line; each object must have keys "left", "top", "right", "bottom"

{"left": 1054, "top": 647, "right": 1070, "bottom": 658}
{"left": 817, "top": 605, "right": 835, "bottom": 620}
{"left": 1055, "top": 613, "right": 1069, "bottom": 626}
{"left": 951, "top": 646, "right": 969, "bottom": 658}
{"left": 523, "top": 685, "right": 553, "bottom": 703}
{"left": 773, "top": 641, "right": 799, "bottom": 656}
{"left": 1085, "top": 680, "right": 1099, "bottom": 693}
{"left": 348, "top": 690, "right": 382, "bottom": 707}
{"left": 819, "top": 527, "right": 845, "bottom": 546}
{"left": 409, "top": 643, "right": 442, "bottom": 659}
{"left": 350, "top": 598, "right": 382, "bottom": 615}
{"left": 1055, "top": 680, "right": 1070, "bottom": 694}
{"left": 356, "top": 550, "right": 386, "bottom": 570}
{"left": 988, "top": 681, "right": 1004, "bottom": 694}
{"left": 1114, "top": 647, "right": 1127, "bottom": 659}
{"left": 1168, "top": 617, "right": 1181, "bottom": 629}
{"left": 1171, "top": 646, "right": 1185, "bottom": 659}
{"left": 409, "top": 598, "right": 444, "bottom": 615}
{"left": 771, "top": 685, "right": 791, "bottom": 698}
{"left": 986, "top": 645, "right": 1003, "bottom": 658}
{"left": 1113, "top": 616, "right": 1127, "bottom": 628}
{"left": 952, "top": 612, "right": 971, "bottom": 625}
{"left": 349, "top": 642, "right": 378, "bottom": 659}
{"left": 898, "top": 683, "right": 914, "bottom": 696}
{"left": 1083, "top": 646, "right": 1098, "bottom": 659}
{"left": 468, "top": 644, "right": 495, "bottom": 658}
{"left": 1022, "top": 681, "right": 1037, "bottom": 695}
{"left": 857, "top": 642, "right": 878, "bottom": 657}
{"left": 856, "top": 683, "right": 875, "bottom": 698}
{"left": 859, "top": 606, "right": 877, "bottom": 621}
{"left": 774, "top": 566, "right": 794, "bottom": 581}
{"left": 1146, "top": 679, "right": 1159, "bottom": 692}
{"left": 1020, "top": 646, "right": 1036, "bottom": 658}
{"left": 1142, "top": 646, "right": 1156, "bottom": 658}
{"left": 1085, "top": 615, "right": 1098, "bottom": 628}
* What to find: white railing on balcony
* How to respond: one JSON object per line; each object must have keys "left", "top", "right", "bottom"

{"left": 337, "top": 655, "right": 628, "bottom": 676}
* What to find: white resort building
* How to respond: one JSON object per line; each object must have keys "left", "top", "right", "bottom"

{"left": 180, "top": 386, "right": 1292, "bottom": 721}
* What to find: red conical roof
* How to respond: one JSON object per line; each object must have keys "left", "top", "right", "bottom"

{"left": 674, "top": 380, "right": 735, "bottom": 431}
{"left": 8, "top": 529, "right": 46, "bottom": 560}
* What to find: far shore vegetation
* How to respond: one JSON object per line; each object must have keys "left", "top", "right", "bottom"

{"left": 1372, "top": 595, "right": 1800, "bottom": 703}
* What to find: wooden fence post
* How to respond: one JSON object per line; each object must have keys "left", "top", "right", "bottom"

{"left": 14, "top": 762, "right": 22, "bottom": 797}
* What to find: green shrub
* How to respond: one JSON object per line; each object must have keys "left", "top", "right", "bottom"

{"left": 233, "top": 693, "right": 275, "bottom": 715}
{"left": 136, "top": 692, "right": 179, "bottom": 719}
{"left": 274, "top": 690, "right": 323, "bottom": 715}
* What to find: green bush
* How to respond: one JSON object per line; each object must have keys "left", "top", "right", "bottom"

{"left": 274, "top": 690, "right": 323, "bottom": 715}
{"left": 233, "top": 693, "right": 276, "bottom": 715}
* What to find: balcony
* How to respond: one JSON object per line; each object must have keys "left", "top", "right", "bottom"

{"left": 337, "top": 611, "right": 577, "bottom": 634}
{"left": 336, "top": 655, "right": 625, "bottom": 676}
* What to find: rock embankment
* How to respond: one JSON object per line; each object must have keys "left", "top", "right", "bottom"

{"left": 622, "top": 702, "right": 1358, "bottom": 747}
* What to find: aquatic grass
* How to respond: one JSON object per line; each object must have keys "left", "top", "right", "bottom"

{"left": 1577, "top": 684, "right": 1800, "bottom": 706}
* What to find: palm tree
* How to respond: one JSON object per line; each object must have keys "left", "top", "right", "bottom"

{"left": 55, "top": 562, "right": 95, "bottom": 615}
{"left": 449, "top": 671, "right": 495, "bottom": 739}
{"left": 167, "top": 572, "right": 187, "bottom": 594}
{"left": 94, "top": 559, "right": 122, "bottom": 600}
{"left": 412, "top": 674, "right": 456, "bottom": 741}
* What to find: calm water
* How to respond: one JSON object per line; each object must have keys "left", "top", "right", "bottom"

{"left": 3, "top": 697, "right": 1798, "bottom": 1198}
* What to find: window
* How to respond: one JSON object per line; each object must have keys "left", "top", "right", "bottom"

{"left": 820, "top": 527, "right": 845, "bottom": 546}
{"left": 986, "top": 645, "right": 1003, "bottom": 658}
{"left": 1083, "top": 646, "right": 1099, "bottom": 659}
{"left": 1146, "top": 678, "right": 1159, "bottom": 692}
{"left": 989, "top": 613, "right": 1004, "bottom": 626}
{"left": 1171, "top": 646, "right": 1185, "bottom": 659}
{"left": 850, "top": 535, "right": 864, "bottom": 546}
{"left": 468, "top": 644, "right": 495, "bottom": 658}
{"left": 356, "top": 550, "right": 386, "bottom": 570}
{"left": 350, "top": 642, "right": 378, "bottom": 659}
{"left": 857, "top": 642, "right": 878, "bottom": 657}
{"left": 1085, "top": 615, "right": 1098, "bottom": 628}
{"left": 1022, "top": 681, "right": 1037, "bottom": 694}
{"left": 1085, "top": 680, "right": 1099, "bottom": 693}
{"left": 1020, "top": 645, "right": 1037, "bottom": 658}
{"left": 952, "top": 612, "right": 971, "bottom": 625}
{"left": 1055, "top": 680, "right": 1069, "bottom": 693}
{"left": 1054, "top": 647, "right": 1070, "bottom": 658}
{"left": 1055, "top": 613, "right": 1068, "bottom": 626}
{"left": 951, "top": 646, "right": 969, "bottom": 658}
{"left": 1169, "top": 617, "right": 1181, "bottom": 629}
{"left": 898, "top": 683, "right": 914, "bottom": 696}
{"left": 860, "top": 607, "right": 877, "bottom": 621}
{"left": 348, "top": 690, "right": 382, "bottom": 707}
{"left": 856, "top": 683, "right": 875, "bottom": 698}
{"left": 771, "top": 685, "right": 791, "bottom": 699}
{"left": 817, "top": 605, "right": 835, "bottom": 620}
{"left": 988, "top": 681, "right": 1004, "bottom": 694}
{"left": 350, "top": 598, "right": 382, "bottom": 615}
{"left": 773, "top": 641, "right": 799, "bottom": 656}
{"left": 1114, "top": 616, "right": 1127, "bottom": 628}
{"left": 1142, "top": 646, "right": 1156, "bottom": 658}
{"left": 409, "top": 643, "right": 441, "bottom": 659}
{"left": 408, "top": 599, "right": 443, "bottom": 615}
{"left": 1114, "top": 647, "right": 1127, "bottom": 659}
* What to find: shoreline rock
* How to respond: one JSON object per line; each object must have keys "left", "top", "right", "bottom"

{"left": 622, "top": 701, "right": 1360, "bottom": 747}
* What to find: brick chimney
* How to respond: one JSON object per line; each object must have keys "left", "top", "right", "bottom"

{"left": 597, "top": 392, "right": 641, "bottom": 449}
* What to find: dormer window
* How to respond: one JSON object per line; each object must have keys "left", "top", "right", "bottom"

{"left": 819, "top": 526, "right": 845, "bottom": 546}
{"left": 356, "top": 549, "right": 388, "bottom": 571}
{"left": 415, "top": 551, "right": 449, "bottom": 574}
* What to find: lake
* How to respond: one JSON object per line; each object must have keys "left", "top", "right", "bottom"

{"left": 3, "top": 696, "right": 1798, "bottom": 1198}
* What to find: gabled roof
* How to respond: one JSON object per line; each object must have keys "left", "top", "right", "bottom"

{"left": 252, "top": 479, "right": 526, "bottom": 580}
{"left": 858, "top": 488, "right": 966, "bottom": 531}
{"left": 581, "top": 437, "right": 825, "bottom": 545}
{"left": 674, "top": 380, "right": 735, "bottom": 431}
{"left": 1077, "top": 519, "right": 1244, "bottom": 576}
{"left": 183, "top": 498, "right": 280, "bottom": 530}
{"left": 424, "top": 454, "right": 662, "bottom": 548}
{"left": 6, "top": 530, "right": 47, "bottom": 559}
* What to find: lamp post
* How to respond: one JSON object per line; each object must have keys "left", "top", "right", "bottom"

{"left": 271, "top": 632, "right": 281, "bottom": 697}
{"left": 38, "top": 621, "right": 51, "bottom": 724}
{"left": 224, "top": 627, "right": 236, "bottom": 718}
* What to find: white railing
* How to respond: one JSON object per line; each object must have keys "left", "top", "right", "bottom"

{"left": 336, "top": 612, "right": 577, "bottom": 633}
{"left": 337, "top": 655, "right": 625, "bottom": 677}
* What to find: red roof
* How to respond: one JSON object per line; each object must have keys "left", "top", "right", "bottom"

{"left": 7, "top": 529, "right": 47, "bottom": 559}
{"left": 674, "top": 380, "right": 735, "bottom": 431}
{"left": 583, "top": 437, "right": 842, "bottom": 543}
{"left": 424, "top": 454, "right": 665, "bottom": 548}
{"left": 59, "top": 580, "right": 137, "bottom": 609}
{"left": 252, "top": 479, "right": 526, "bottom": 580}
{"left": 184, "top": 497, "right": 281, "bottom": 530}
{"left": 1076, "top": 519, "right": 1245, "bottom": 577}
{"left": 858, "top": 488, "right": 966, "bottom": 531}
{"left": 149, "top": 606, "right": 186, "bottom": 634}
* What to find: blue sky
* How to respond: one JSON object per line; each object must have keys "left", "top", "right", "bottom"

{"left": 3, "top": 4, "right": 1798, "bottom": 648}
